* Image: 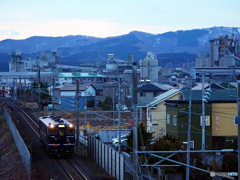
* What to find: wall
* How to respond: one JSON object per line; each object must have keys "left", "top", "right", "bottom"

{"left": 166, "top": 103, "right": 212, "bottom": 150}
{"left": 211, "top": 102, "right": 237, "bottom": 136}
{"left": 4, "top": 107, "right": 31, "bottom": 178}
{"left": 88, "top": 136, "right": 126, "bottom": 180}
{"left": 152, "top": 93, "right": 180, "bottom": 139}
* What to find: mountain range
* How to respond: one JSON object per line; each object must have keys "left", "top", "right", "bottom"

{"left": 0, "top": 26, "right": 239, "bottom": 71}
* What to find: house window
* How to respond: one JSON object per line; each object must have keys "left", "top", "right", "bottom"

{"left": 147, "top": 109, "right": 150, "bottom": 119}
{"left": 140, "top": 92, "right": 146, "bottom": 97}
{"left": 153, "top": 92, "right": 157, "bottom": 97}
{"left": 200, "top": 116, "right": 210, "bottom": 126}
{"left": 234, "top": 115, "right": 238, "bottom": 125}
{"left": 167, "top": 114, "right": 170, "bottom": 124}
{"left": 215, "top": 115, "right": 220, "bottom": 130}
{"left": 152, "top": 124, "right": 158, "bottom": 126}
{"left": 173, "top": 115, "right": 177, "bottom": 126}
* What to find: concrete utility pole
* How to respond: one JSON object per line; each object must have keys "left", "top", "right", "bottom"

{"left": 139, "top": 100, "right": 142, "bottom": 123}
{"left": 84, "top": 89, "right": 87, "bottom": 131}
{"left": 76, "top": 79, "right": 80, "bottom": 151}
{"left": 113, "top": 90, "right": 115, "bottom": 128}
{"left": 38, "top": 68, "right": 40, "bottom": 119}
{"left": 237, "top": 74, "right": 240, "bottom": 180}
{"left": 118, "top": 72, "right": 122, "bottom": 153}
{"left": 24, "top": 79, "right": 26, "bottom": 104}
{"left": 20, "top": 76, "right": 21, "bottom": 101}
{"left": 52, "top": 77, "right": 55, "bottom": 116}
{"left": 132, "top": 62, "right": 138, "bottom": 180}
{"left": 31, "top": 77, "right": 33, "bottom": 111}
{"left": 202, "top": 73, "right": 205, "bottom": 150}
{"left": 186, "top": 77, "right": 192, "bottom": 180}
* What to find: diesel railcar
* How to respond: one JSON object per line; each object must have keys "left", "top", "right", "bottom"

{"left": 39, "top": 116, "right": 75, "bottom": 155}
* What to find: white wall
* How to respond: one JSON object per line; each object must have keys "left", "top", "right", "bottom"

{"left": 60, "top": 86, "right": 96, "bottom": 97}
{"left": 85, "top": 85, "right": 96, "bottom": 96}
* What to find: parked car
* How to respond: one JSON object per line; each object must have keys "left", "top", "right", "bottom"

{"left": 115, "top": 139, "right": 128, "bottom": 151}
{"left": 112, "top": 134, "right": 129, "bottom": 145}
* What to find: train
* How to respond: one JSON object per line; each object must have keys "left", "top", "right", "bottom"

{"left": 39, "top": 116, "right": 75, "bottom": 155}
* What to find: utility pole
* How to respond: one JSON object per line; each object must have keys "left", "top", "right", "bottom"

{"left": 31, "top": 77, "right": 33, "bottom": 111}
{"left": 113, "top": 90, "right": 115, "bottom": 128}
{"left": 84, "top": 89, "right": 87, "bottom": 131}
{"left": 132, "top": 62, "right": 138, "bottom": 180}
{"left": 186, "top": 77, "right": 192, "bottom": 180}
{"left": 139, "top": 100, "right": 142, "bottom": 123}
{"left": 20, "top": 76, "right": 21, "bottom": 102}
{"left": 237, "top": 74, "right": 240, "bottom": 180}
{"left": 202, "top": 72, "right": 205, "bottom": 150}
{"left": 76, "top": 79, "right": 80, "bottom": 151}
{"left": 24, "top": 79, "right": 26, "bottom": 104}
{"left": 52, "top": 77, "right": 55, "bottom": 116}
{"left": 38, "top": 68, "right": 40, "bottom": 119}
{"left": 118, "top": 72, "right": 121, "bottom": 153}
{"left": 13, "top": 78, "right": 16, "bottom": 102}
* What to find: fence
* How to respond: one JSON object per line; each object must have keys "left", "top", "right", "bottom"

{"left": 4, "top": 107, "right": 31, "bottom": 179}
{"left": 88, "top": 135, "right": 130, "bottom": 180}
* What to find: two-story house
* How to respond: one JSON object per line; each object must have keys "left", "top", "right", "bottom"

{"left": 145, "top": 89, "right": 181, "bottom": 139}
{"left": 59, "top": 83, "right": 96, "bottom": 110}
{"left": 138, "top": 83, "right": 174, "bottom": 99}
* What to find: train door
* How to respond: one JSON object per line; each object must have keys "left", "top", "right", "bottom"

{"left": 58, "top": 126, "right": 66, "bottom": 144}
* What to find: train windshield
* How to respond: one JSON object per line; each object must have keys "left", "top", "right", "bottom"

{"left": 67, "top": 128, "right": 75, "bottom": 134}
{"left": 48, "top": 128, "right": 57, "bottom": 134}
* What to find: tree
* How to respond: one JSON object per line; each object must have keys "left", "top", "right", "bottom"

{"left": 98, "top": 96, "right": 112, "bottom": 110}
{"left": 87, "top": 99, "right": 95, "bottom": 107}
{"left": 222, "top": 153, "right": 238, "bottom": 172}
{"left": 126, "top": 123, "right": 154, "bottom": 154}
{"left": 33, "top": 81, "right": 51, "bottom": 106}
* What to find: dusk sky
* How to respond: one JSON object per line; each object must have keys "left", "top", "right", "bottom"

{"left": 0, "top": 0, "right": 239, "bottom": 41}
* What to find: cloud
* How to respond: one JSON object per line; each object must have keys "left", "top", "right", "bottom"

{"left": 0, "top": 29, "right": 20, "bottom": 40}
{"left": 0, "top": 18, "right": 178, "bottom": 41}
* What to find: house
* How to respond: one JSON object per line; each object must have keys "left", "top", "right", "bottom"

{"left": 138, "top": 82, "right": 175, "bottom": 99}
{"left": 169, "top": 87, "right": 238, "bottom": 150}
{"left": 146, "top": 89, "right": 181, "bottom": 139}
{"left": 165, "top": 100, "right": 212, "bottom": 150}
{"left": 58, "top": 72, "right": 105, "bottom": 84}
{"left": 91, "top": 83, "right": 104, "bottom": 106}
{"left": 59, "top": 83, "right": 95, "bottom": 110}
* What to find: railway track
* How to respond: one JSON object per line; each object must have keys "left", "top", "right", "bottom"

{"left": 4, "top": 100, "right": 90, "bottom": 180}
{"left": 56, "top": 158, "right": 89, "bottom": 180}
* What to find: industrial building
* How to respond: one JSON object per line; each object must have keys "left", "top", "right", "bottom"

{"left": 195, "top": 34, "right": 240, "bottom": 80}
{"left": 9, "top": 50, "right": 61, "bottom": 72}
{"left": 139, "top": 52, "right": 158, "bottom": 82}
{"left": 104, "top": 54, "right": 133, "bottom": 72}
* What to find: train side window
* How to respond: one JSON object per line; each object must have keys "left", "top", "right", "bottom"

{"left": 59, "top": 129, "right": 65, "bottom": 136}
{"left": 67, "top": 128, "right": 75, "bottom": 134}
{"left": 48, "top": 128, "right": 57, "bottom": 134}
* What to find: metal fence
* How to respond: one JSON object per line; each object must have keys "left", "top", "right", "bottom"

{"left": 4, "top": 107, "right": 31, "bottom": 179}
{"left": 88, "top": 135, "right": 127, "bottom": 180}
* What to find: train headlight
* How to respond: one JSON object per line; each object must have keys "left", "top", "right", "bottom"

{"left": 69, "top": 124, "right": 73, "bottom": 128}
{"left": 50, "top": 124, "right": 54, "bottom": 128}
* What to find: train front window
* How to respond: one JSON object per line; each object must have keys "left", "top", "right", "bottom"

{"left": 48, "top": 128, "right": 57, "bottom": 134}
{"left": 67, "top": 128, "right": 75, "bottom": 134}
{"left": 59, "top": 129, "right": 65, "bottom": 136}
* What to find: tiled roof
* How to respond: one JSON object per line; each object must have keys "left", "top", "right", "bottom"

{"left": 138, "top": 83, "right": 173, "bottom": 91}
{"left": 91, "top": 83, "right": 103, "bottom": 91}
{"left": 60, "top": 83, "right": 92, "bottom": 91}
{"left": 181, "top": 89, "right": 237, "bottom": 101}
{"left": 147, "top": 89, "right": 181, "bottom": 107}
